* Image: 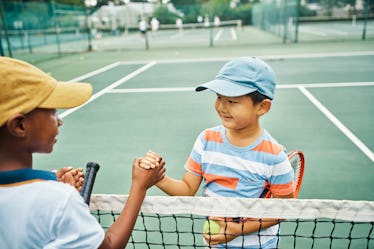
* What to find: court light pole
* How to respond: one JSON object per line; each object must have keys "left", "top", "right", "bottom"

{"left": 84, "top": 0, "right": 97, "bottom": 51}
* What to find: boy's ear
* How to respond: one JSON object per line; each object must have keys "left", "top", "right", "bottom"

{"left": 257, "top": 99, "right": 272, "bottom": 116}
{"left": 6, "top": 114, "right": 27, "bottom": 138}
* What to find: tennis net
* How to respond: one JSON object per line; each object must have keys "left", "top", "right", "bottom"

{"left": 90, "top": 195, "right": 374, "bottom": 249}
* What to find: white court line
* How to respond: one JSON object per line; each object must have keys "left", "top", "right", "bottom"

{"left": 298, "top": 86, "right": 374, "bottom": 163}
{"left": 108, "top": 82, "right": 374, "bottom": 93}
{"left": 69, "top": 62, "right": 121, "bottom": 82}
{"left": 59, "top": 61, "right": 157, "bottom": 119}
{"left": 170, "top": 30, "right": 190, "bottom": 39}
{"left": 299, "top": 27, "right": 327, "bottom": 36}
{"left": 277, "top": 81, "right": 374, "bottom": 89}
{"left": 113, "top": 51, "right": 374, "bottom": 65}
{"left": 108, "top": 87, "right": 195, "bottom": 93}
{"left": 214, "top": 29, "right": 223, "bottom": 41}
{"left": 230, "top": 27, "right": 237, "bottom": 40}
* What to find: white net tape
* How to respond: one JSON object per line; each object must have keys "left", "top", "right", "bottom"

{"left": 90, "top": 195, "right": 374, "bottom": 222}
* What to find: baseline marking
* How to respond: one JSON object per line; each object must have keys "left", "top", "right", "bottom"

{"left": 114, "top": 51, "right": 374, "bottom": 65}
{"left": 107, "top": 82, "right": 374, "bottom": 93}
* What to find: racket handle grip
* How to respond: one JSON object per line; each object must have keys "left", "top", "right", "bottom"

{"left": 80, "top": 162, "right": 100, "bottom": 205}
{"left": 259, "top": 189, "right": 269, "bottom": 198}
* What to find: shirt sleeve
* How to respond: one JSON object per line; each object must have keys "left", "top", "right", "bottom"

{"left": 45, "top": 188, "right": 104, "bottom": 249}
{"left": 184, "top": 131, "right": 205, "bottom": 176}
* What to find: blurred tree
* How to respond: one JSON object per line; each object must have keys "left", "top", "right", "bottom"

{"left": 153, "top": 4, "right": 180, "bottom": 24}
{"left": 201, "top": 0, "right": 231, "bottom": 19}
{"left": 171, "top": 0, "right": 203, "bottom": 23}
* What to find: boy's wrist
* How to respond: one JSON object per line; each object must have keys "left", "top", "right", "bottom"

{"left": 130, "top": 182, "right": 148, "bottom": 194}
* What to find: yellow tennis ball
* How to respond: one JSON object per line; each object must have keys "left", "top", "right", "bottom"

{"left": 203, "top": 220, "right": 221, "bottom": 234}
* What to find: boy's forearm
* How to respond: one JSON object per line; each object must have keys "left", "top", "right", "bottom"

{"left": 100, "top": 185, "right": 146, "bottom": 249}
{"left": 156, "top": 176, "right": 195, "bottom": 196}
{"left": 240, "top": 218, "right": 279, "bottom": 235}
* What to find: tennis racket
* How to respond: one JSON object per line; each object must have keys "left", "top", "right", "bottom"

{"left": 80, "top": 162, "right": 100, "bottom": 205}
{"left": 260, "top": 150, "right": 305, "bottom": 198}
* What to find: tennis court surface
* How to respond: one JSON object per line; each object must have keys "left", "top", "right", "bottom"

{"left": 33, "top": 40, "right": 374, "bottom": 248}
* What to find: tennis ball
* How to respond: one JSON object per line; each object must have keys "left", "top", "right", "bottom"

{"left": 203, "top": 220, "right": 221, "bottom": 235}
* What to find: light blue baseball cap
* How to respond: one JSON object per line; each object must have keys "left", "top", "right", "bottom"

{"left": 195, "top": 57, "right": 276, "bottom": 99}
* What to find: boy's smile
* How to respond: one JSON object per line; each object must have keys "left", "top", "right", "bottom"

{"left": 215, "top": 94, "right": 260, "bottom": 131}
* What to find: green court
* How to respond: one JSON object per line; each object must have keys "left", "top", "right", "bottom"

{"left": 33, "top": 41, "right": 374, "bottom": 202}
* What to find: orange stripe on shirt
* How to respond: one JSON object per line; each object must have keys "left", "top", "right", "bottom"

{"left": 253, "top": 140, "right": 283, "bottom": 155}
{"left": 186, "top": 156, "right": 202, "bottom": 175}
{"left": 204, "top": 130, "right": 223, "bottom": 143}
{"left": 0, "top": 179, "right": 44, "bottom": 187}
{"left": 270, "top": 181, "right": 294, "bottom": 196}
{"left": 203, "top": 173, "right": 239, "bottom": 190}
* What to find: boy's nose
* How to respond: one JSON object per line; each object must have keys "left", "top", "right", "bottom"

{"left": 57, "top": 117, "right": 63, "bottom": 127}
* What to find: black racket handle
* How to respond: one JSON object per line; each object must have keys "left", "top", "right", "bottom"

{"left": 80, "top": 162, "right": 100, "bottom": 205}
{"left": 259, "top": 188, "right": 269, "bottom": 198}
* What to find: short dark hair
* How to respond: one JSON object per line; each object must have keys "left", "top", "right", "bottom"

{"left": 247, "top": 91, "right": 271, "bottom": 105}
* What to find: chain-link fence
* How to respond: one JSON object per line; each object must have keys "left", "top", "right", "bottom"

{"left": 1, "top": 1, "right": 373, "bottom": 63}
{"left": 0, "top": 1, "right": 91, "bottom": 62}
{"left": 252, "top": 0, "right": 373, "bottom": 43}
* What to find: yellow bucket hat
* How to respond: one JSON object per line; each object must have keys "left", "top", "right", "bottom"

{"left": 0, "top": 57, "right": 92, "bottom": 126}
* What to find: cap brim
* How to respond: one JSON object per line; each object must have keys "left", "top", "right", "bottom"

{"left": 39, "top": 82, "right": 92, "bottom": 109}
{"left": 195, "top": 79, "right": 256, "bottom": 97}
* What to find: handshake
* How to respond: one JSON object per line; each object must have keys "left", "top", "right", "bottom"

{"left": 139, "top": 150, "right": 164, "bottom": 170}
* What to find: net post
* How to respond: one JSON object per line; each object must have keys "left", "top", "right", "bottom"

{"left": 144, "top": 31, "right": 149, "bottom": 50}
{"left": 209, "top": 25, "right": 214, "bottom": 47}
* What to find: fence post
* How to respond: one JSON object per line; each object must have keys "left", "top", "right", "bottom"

{"left": 362, "top": 1, "right": 368, "bottom": 40}
{"left": 0, "top": 1, "right": 12, "bottom": 57}
{"left": 294, "top": 0, "right": 300, "bottom": 43}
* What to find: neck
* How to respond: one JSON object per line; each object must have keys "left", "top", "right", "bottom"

{"left": 226, "top": 125, "right": 263, "bottom": 147}
{"left": 0, "top": 147, "right": 33, "bottom": 172}
{"left": 0, "top": 127, "right": 33, "bottom": 172}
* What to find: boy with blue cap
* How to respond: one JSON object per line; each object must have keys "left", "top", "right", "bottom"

{"left": 0, "top": 56, "right": 165, "bottom": 248}
{"left": 141, "top": 57, "right": 295, "bottom": 248}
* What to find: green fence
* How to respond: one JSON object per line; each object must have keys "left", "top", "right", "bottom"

{"left": 0, "top": 1, "right": 91, "bottom": 62}
{"left": 252, "top": 0, "right": 373, "bottom": 43}
{"left": 1, "top": 1, "right": 373, "bottom": 63}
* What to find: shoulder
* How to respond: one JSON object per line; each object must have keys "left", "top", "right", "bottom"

{"left": 259, "top": 130, "right": 286, "bottom": 153}
{"left": 199, "top": 125, "right": 224, "bottom": 142}
{"left": 0, "top": 180, "right": 103, "bottom": 248}
{"left": 24, "top": 180, "right": 80, "bottom": 208}
{"left": 253, "top": 130, "right": 288, "bottom": 163}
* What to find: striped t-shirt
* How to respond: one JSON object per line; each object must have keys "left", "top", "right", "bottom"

{"left": 185, "top": 125, "right": 294, "bottom": 248}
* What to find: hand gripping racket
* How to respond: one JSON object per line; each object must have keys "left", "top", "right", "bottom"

{"left": 260, "top": 150, "right": 305, "bottom": 198}
{"left": 80, "top": 162, "right": 100, "bottom": 205}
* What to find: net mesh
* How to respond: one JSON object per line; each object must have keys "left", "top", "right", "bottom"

{"left": 90, "top": 195, "right": 374, "bottom": 249}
